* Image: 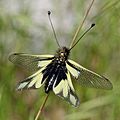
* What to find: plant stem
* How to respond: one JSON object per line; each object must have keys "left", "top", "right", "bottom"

{"left": 70, "top": 0, "right": 95, "bottom": 49}
{"left": 35, "top": 93, "right": 49, "bottom": 120}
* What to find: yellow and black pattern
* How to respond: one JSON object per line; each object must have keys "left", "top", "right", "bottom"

{"left": 9, "top": 47, "right": 113, "bottom": 107}
{"left": 53, "top": 71, "right": 79, "bottom": 107}
{"left": 9, "top": 53, "right": 54, "bottom": 89}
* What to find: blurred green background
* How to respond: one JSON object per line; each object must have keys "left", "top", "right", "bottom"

{"left": 0, "top": 0, "right": 120, "bottom": 120}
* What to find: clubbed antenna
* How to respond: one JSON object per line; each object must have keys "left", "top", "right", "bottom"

{"left": 48, "top": 11, "right": 61, "bottom": 48}
{"left": 69, "top": 23, "right": 95, "bottom": 50}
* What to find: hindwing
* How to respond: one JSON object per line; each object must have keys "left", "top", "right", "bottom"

{"left": 53, "top": 65, "right": 80, "bottom": 107}
{"left": 17, "top": 65, "right": 48, "bottom": 90}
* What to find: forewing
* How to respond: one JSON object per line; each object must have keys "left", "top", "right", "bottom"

{"left": 67, "top": 59, "right": 113, "bottom": 90}
{"left": 53, "top": 70, "right": 80, "bottom": 107}
{"left": 9, "top": 53, "right": 54, "bottom": 72}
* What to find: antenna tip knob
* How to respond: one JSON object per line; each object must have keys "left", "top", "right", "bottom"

{"left": 91, "top": 23, "right": 95, "bottom": 27}
{"left": 48, "top": 11, "right": 51, "bottom": 15}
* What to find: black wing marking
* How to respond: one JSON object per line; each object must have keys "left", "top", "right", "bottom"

{"left": 67, "top": 59, "right": 113, "bottom": 90}
{"left": 9, "top": 53, "right": 54, "bottom": 72}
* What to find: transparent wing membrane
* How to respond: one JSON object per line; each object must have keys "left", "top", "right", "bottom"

{"left": 9, "top": 53, "right": 54, "bottom": 72}
{"left": 67, "top": 59, "right": 113, "bottom": 90}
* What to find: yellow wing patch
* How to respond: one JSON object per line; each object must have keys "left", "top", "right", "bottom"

{"left": 66, "top": 62, "right": 80, "bottom": 79}
{"left": 53, "top": 80, "right": 69, "bottom": 98}
{"left": 67, "top": 71, "right": 75, "bottom": 91}
{"left": 38, "top": 59, "right": 52, "bottom": 67}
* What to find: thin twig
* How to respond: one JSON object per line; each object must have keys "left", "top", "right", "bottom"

{"left": 35, "top": 93, "right": 49, "bottom": 120}
{"left": 70, "top": 0, "right": 95, "bottom": 49}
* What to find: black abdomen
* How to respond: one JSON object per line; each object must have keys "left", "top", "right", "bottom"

{"left": 42, "top": 59, "right": 67, "bottom": 93}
